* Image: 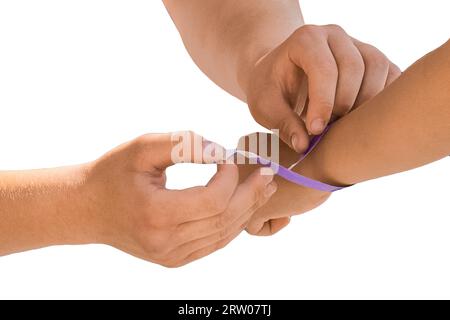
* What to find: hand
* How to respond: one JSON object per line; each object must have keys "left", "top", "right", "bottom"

{"left": 83, "top": 131, "right": 277, "bottom": 267}
{"left": 243, "top": 24, "right": 401, "bottom": 153}
{"left": 236, "top": 132, "right": 330, "bottom": 236}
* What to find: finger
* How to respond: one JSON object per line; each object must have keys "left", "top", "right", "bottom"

{"left": 385, "top": 62, "right": 402, "bottom": 87}
{"left": 158, "top": 162, "right": 239, "bottom": 223}
{"left": 251, "top": 90, "right": 310, "bottom": 153}
{"left": 246, "top": 218, "right": 265, "bottom": 236}
{"left": 352, "top": 41, "right": 390, "bottom": 108}
{"left": 254, "top": 217, "right": 291, "bottom": 237}
{"left": 166, "top": 188, "right": 267, "bottom": 262}
{"left": 134, "top": 131, "right": 226, "bottom": 171}
{"left": 169, "top": 209, "right": 249, "bottom": 261}
{"left": 177, "top": 227, "right": 245, "bottom": 267}
{"left": 174, "top": 168, "right": 276, "bottom": 243}
{"left": 327, "top": 29, "right": 365, "bottom": 116}
{"left": 289, "top": 30, "right": 338, "bottom": 134}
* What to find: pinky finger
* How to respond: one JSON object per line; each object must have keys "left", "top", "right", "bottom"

{"left": 385, "top": 62, "right": 402, "bottom": 87}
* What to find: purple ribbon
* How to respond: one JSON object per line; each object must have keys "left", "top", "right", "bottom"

{"left": 230, "top": 126, "right": 345, "bottom": 192}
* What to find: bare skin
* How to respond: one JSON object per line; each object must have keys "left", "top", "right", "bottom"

{"left": 0, "top": 1, "right": 447, "bottom": 266}
{"left": 0, "top": 132, "right": 277, "bottom": 267}
{"left": 163, "top": 0, "right": 401, "bottom": 150}
{"left": 163, "top": 0, "right": 401, "bottom": 232}
{"left": 239, "top": 40, "right": 450, "bottom": 236}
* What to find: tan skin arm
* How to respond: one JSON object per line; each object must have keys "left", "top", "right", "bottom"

{"left": 303, "top": 40, "right": 450, "bottom": 186}
{"left": 240, "top": 40, "right": 450, "bottom": 235}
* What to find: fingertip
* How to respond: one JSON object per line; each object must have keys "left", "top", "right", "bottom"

{"left": 246, "top": 220, "right": 264, "bottom": 236}
{"left": 259, "top": 167, "right": 275, "bottom": 185}
{"left": 264, "top": 181, "right": 278, "bottom": 198}
{"left": 310, "top": 118, "right": 326, "bottom": 135}
{"left": 291, "top": 134, "right": 300, "bottom": 153}
{"left": 269, "top": 217, "right": 291, "bottom": 234}
{"left": 290, "top": 133, "right": 309, "bottom": 153}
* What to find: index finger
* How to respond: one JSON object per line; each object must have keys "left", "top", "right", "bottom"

{"left": 288, "top": 36, "right": 338, "bottom": 134}
{"left": 158, "top": 162, "right": 239, "bottom": 224}
{"left": 133, "top": 131, "right": 226, "bottom": 172}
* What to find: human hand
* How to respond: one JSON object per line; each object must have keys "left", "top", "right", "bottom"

{"left": 83, "top": 131, "right": 277, "bottom": 267}
{"left": 243, "top": 24, "right": 401, "bottom": 153}
{"left": 236, "top": 132, "right": 330, "bottom": 236}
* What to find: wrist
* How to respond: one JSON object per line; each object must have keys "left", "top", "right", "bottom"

{"left": 39, "top": 163, "right": 102, "bottom": 246}
{"left": 0, "top": 163, "right": 100, "bottom": 256}
{"left": 72, "top": 161, "right": 113, "bottom": 246}
{"left": 294, "top": 143, "right": 354, "bottom": 188}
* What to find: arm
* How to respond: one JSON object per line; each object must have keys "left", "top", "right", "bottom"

{"left": 0, "top": 166, "right": 94, "bottom": 255}
{"left": 162, "top": 0, "right": 303, "bottom": 100}
{"left": 239, "top": 40, "right": 450, "bottom": 235}
{"left": 163, "top": 0, "right": 401, "bottom": 151}
{"left": 0, "top": 132, "right": 275, "bottom": 266}
{"left": 301, "top": 40, "right": 450, "bottom": 186}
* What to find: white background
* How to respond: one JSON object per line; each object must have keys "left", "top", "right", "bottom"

{"left": 0, "top": 0, "right": 449, "bottom": 299}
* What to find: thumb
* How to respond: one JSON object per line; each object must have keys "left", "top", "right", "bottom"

{"left": 250, "top": 90, "right": 309, "bottom": 154}
{"left": 277, "top": 109, "right": 310, "bottom": 154}
{"left": 133, "top": 131, "right": 226, "bottom": 171}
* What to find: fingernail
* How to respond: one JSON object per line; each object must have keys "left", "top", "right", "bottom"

{"left": 260, "top": 167, "right": 275, "bottom": 184}
{"left": 265, "top": 181, "right": 278, "bottom": 197}
{"left": 291, "top": 134, "right": 300, "bottom": 153}
{"left": 311, "top": 118, "right": 325, "bottom": 134}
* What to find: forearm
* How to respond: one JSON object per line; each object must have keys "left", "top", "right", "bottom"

{"left": 0, "top": 164, "right": 97, "bottom": 256}
{"left": 163, "top": 0, "right": 303, "bottom": 100}
{"left": 299, "top": 40, "right": 450, "bottom": 186}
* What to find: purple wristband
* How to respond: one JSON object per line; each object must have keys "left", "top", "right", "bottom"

{"left": 230, "top": 126, "right": 345, "bottom": 192}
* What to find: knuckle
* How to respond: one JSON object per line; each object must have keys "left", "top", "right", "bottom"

{"left": 129, "top": 133, "right": 154, "bottom": 157}
{"left": 275, "top": 117, "right": 291, "bottom": 139}
{"left": 274, "top": 117, "right": 299, "bottom": 144}
{"left": 365, "top": 49, "right": 390, "bottom": 70}
{"left": 134, "top": 133, "right": 153, "bottom": 146}
{"left": 294, "top": 24, "right": 320, "bottom": 39}
{"left": 326, "top": 24, "right": 345, "bottom": 33}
